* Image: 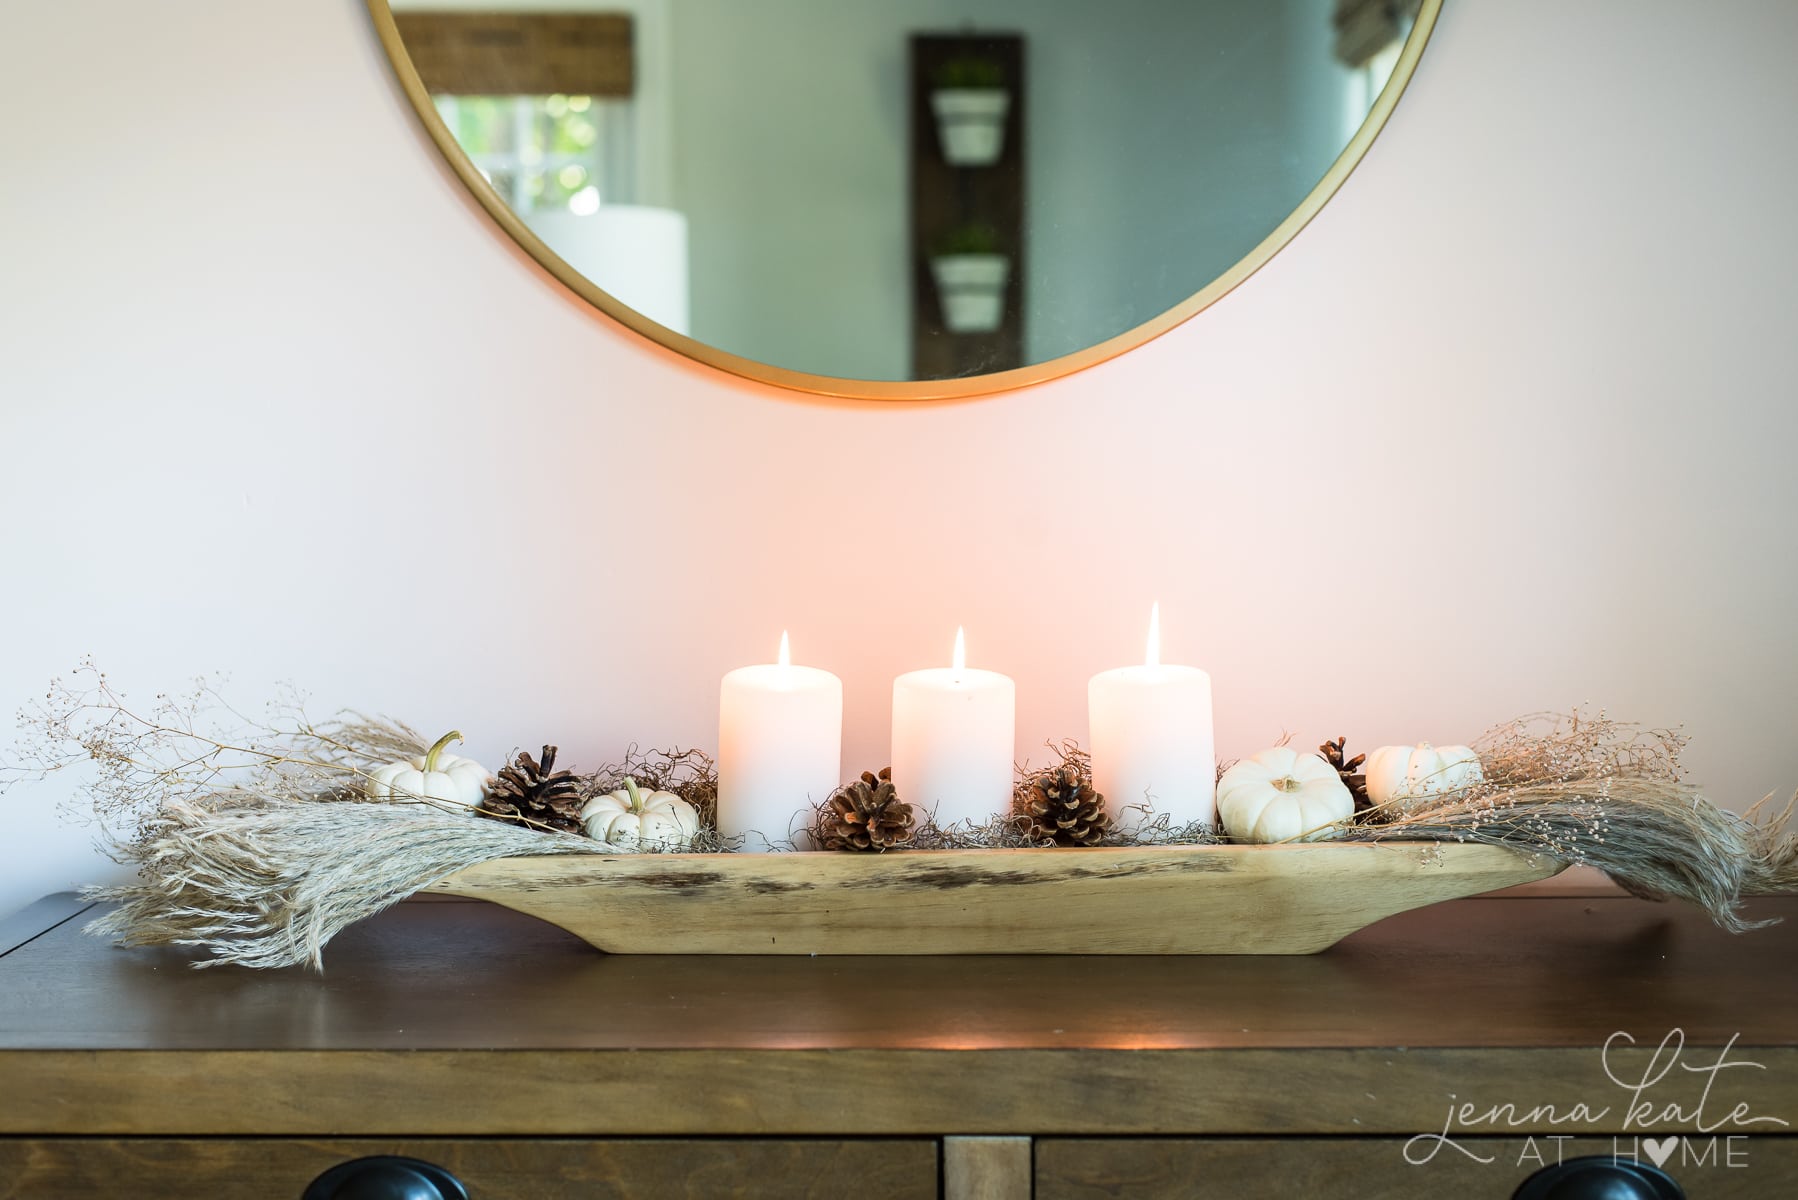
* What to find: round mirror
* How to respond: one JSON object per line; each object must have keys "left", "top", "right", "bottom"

{"left": 369, "top": 0, "right": 1438, "bottom": 399}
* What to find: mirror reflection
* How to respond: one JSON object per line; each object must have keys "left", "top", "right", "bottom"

{"left": 384, "top": 1, "right": 1422, "bottom": 383}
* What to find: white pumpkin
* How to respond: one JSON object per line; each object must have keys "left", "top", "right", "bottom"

{"left": 1215, "top": 747, "right": 1354, "bottom": 843}
{"left": 581, "top": 778, "right": 699, "bottom": 850}
{"left": 365, "top": 731, "right": 488, "bottom": 809}
{"left": 1363, "top": 743, "right": 1484, "bottom": 813}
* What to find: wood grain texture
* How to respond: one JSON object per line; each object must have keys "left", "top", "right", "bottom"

{"left": 0, "top": 895, "right": 90, "bottom": 958}
{"left": 0, "top": 1139, "right": 937, "bottom": 1200}
{"left": 426, "top": 842, "right": 1562, "bottom": 954}
{"left": 3, "top": 1045, "right": 1792, "bottom": 1138}
{"left": 390, "top": 11, "right": 633, "bottom": 97}
{"left": 1035, "top": 1137, "right": 1798, "bottom": 1199}
{"left": 4, "top": 897, "right": 1794, "bottom": 1051}
{"left": 2, "top": 897, "right": 1793, "bottom": 1137}
{"left": 944, "top": 1137, "right": 1031, "bottom": 1200}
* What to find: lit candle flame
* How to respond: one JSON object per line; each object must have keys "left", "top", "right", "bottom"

{"left": 952, "top": 626, "right": 966, "bottom": 672}
{"left": 1146, "top": 602, "right": 1161, "bottom": 669}
{"left": 778, "top": 630, "right": 790, "bottom": 669}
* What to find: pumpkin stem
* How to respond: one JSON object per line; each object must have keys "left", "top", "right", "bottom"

{"left": 623, "top": 776, "right": 644, "bottom": 812}
{"left": 423, "top": 730, "right": 463, "bottom": 773}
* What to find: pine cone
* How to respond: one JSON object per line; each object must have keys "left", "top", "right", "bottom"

{"left": 483, "top": 745, "right": 586, "bottom": 833}
{"left": 1319, "top": 736, "right": 1371, "bottom": 814}
{"left": 1019, "top": 763, "right": 1110, "bottom": 846}
{"left": 818, "top": 769, "right": 915, "bottom": 851}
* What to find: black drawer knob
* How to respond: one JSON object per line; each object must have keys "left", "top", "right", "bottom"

{"left": 1513, "top": 1155, "right": 1684, "bottom": 1200}
{"left": 302, "top": 1155, "right": 469, "bottom": 1200}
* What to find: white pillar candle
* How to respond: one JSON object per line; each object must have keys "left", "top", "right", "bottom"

{"left": 1088, "top": 604, "right": 1216, "bottom": 832}
{"left": 718, "top": 632, "right": 843, "bottom": 852}
{"left": 891, "top": 628, "right": 1016, "bottom": 827}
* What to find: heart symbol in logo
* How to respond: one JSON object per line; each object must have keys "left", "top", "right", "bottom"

{"left": 1644, "top": 1136, "right": 1679, "bottom": 1167}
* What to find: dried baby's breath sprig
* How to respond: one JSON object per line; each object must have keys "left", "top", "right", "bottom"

{"left": 1475, "top": 709, "right": 1687, "bottom": 788}
{"left": 3, "top": 658, "right": 442, "bottom": 846}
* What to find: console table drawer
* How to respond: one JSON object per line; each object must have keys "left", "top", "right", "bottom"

{"left": 1036, "top": 1137, "right": 1798, "bottom": 1199}
{"left": 0, "top": 1138, "right": 939, "bottom": 1199}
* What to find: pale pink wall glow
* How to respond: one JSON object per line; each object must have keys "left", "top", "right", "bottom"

{"left": 2, "top": 0, "right": 1796, "bottom": 914}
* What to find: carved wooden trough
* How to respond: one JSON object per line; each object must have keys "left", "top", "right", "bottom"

{"left": 427, "top": 842, "right": 1562, "bottom": 955}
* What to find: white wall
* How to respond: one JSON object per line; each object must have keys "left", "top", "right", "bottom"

{"left": 3, "top": 0, "right": 1796, "bottom": 919}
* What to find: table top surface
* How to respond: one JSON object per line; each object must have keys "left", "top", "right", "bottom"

{"left": 3, "top": 891, "right": 1793, "bottom": 1053}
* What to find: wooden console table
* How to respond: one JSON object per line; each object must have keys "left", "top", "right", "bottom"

{"left": 1, "top": 891, "right": 1793, "bottom": 1198}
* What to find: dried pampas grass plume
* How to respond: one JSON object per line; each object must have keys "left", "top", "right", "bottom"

{"left": 1745, "top": 793, "right": 1798, "bottom": 895}
{"left": 86, "top": 794, "right": 610, "bottom": 970}
{"left": 1340, "top": 711, "right": 1797, "bottom": 931}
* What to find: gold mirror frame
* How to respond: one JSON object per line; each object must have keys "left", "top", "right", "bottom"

{"left": 367, "top": 0, "right": 1441, "bottom": 401}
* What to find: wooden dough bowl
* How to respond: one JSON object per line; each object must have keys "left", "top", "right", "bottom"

{"left": 427, "top": 842, "right": 1564, "bottom": 955}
